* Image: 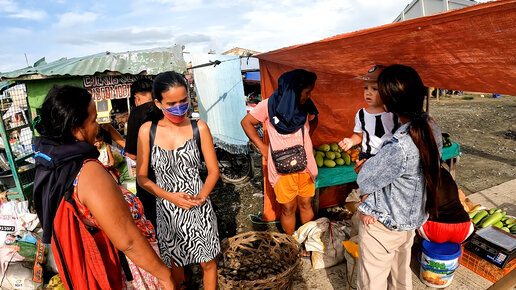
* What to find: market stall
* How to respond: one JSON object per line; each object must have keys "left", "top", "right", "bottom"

{"left": 255, "top": 0, "right": 516, "bottom": 222}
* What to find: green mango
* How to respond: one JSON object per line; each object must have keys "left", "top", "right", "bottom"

{"left": 330, "top": 143, "right": 340, "bottom": 152}
{"left": 342, "top": 152, "right": 351, "bottom": 166}
{"left": 324, "top": 159, "right": 336, "bottom": 168}
{"left": 335, "top": 158, "right": 344, "bottom": 166}
{"left": 318, "top": 144, "right": 330, "bottom": 152}
{"left": 325, "top": 151, "right": 336, "bottom": 160}
{"left": 334, "top": 152, "right": 341, "bottom": 158}
{"left": 315, "top": 155, "right": 324, "bottom": 167}
{"left": 316, "top": 151, "right": 326, "bottom": 159}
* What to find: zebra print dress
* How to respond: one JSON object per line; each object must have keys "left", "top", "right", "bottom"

{"left": 151, "top": 138, "right": 220, "bottom": 267}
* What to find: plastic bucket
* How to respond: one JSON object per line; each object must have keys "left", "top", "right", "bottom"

{"left": 419, "top": 240, "right": 462, "bottom": 288}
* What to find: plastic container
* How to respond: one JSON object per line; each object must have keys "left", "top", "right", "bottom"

{"left": 419, "top": 240, "right": 462, "bottom": 288}
{"left": 125, "top": 156, "right": 137, "bottom": 178}
{"left": 492, "top": 93, "right": 501, "bottom": 98}
{"left": 461, "top": 246, "right": 516, "bottom": 283}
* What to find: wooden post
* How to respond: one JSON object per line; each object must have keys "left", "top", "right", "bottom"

{"left": 436, "top": 88, "right": 440, "bottom": 102}
{"left": 313, "top": 188, "right": 320, "bottom": 218}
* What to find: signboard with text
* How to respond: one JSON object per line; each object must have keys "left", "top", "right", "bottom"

{"left": 83, "top": 75, "right": 153, "bottom": 101}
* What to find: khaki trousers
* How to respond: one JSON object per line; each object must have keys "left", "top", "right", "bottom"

{"left": 357, "top": 221, "right": 415, "bottom": 290}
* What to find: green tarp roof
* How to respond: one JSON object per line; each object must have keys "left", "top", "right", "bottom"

{"left": 0, "top": 45, "right": 186, "bottom": 81}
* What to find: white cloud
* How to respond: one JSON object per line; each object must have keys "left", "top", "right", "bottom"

{"left": 9, "top": 10, "right": 47, "bottom": 20}
{"left": 0, "top": 54, "right": 29, "bottom": 72}
{"left": 56, "top": 26, "right": 181, "bottom": 46}
{"left": 5, "top": 27, "right": 32, "bottom": 35}
{"left": 195, "top": 0, "right": 408, "bottom": 54}
{"left": 0, "top": 0, "right": 47, "bottom": 20}
{"left": 55, "top": 11, "right": 100, "bottom": 28}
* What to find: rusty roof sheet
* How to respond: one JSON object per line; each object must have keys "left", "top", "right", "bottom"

{"left": 0, "top": 45, "right": 186, "bottom": 81}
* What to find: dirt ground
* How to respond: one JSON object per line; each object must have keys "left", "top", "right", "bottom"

{"left": 205, "top": 93, "right": 516, "bottom": 289}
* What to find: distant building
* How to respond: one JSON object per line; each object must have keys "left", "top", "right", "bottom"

{"left": 221, "top": 47, "right": 262, "bottom": 104}
{"left": 394, "top": 0, "right": 478, "bottom": 22}
{"left": 222, "top": 47, "right": 261, "bottom": 57}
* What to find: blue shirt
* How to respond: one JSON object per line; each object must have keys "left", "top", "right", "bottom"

{"left": 357, "top": 119, "right": 442, "bottom": 231}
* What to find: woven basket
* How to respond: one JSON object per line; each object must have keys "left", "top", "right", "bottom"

{"left": 217, "top": 231, "right": 301, "bottom": 290}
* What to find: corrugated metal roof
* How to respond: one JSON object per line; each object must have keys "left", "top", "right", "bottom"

{"left": 0, "top": 82, "right": 11, "bottom": 92}
{"left": 0, "top": 45, "right": 186, "bottom": 81}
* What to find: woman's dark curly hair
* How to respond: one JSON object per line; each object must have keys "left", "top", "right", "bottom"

{"left": 35, "top": 85, "right": 93, "bottom": 143}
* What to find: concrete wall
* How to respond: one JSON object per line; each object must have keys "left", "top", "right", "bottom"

{"left": 394, "top": 0, "right": 478, "bottom": 22}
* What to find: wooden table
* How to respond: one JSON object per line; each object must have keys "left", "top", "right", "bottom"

{"left": 313, "top": 142, "right": 461, "bottom": 215}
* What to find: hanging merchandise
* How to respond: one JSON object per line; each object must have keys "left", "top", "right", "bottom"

{"left": 0, "top": 200, "right": 30, "bottom": 245}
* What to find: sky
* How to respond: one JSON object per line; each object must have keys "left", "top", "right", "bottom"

{"left": 0, "top": 0, "right": 490, "bottom": 73}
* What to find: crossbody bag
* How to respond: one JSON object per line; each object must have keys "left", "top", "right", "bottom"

{"left": 269, "top": 127, "right": 307, "bottom": 174}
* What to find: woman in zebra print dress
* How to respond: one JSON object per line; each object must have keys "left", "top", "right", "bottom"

{"left": 137, "top": 71, "right": 220, "bottom": 290}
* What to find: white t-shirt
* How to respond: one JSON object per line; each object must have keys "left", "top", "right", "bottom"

{"left": 353, "top": 108, "right": 400, "bottom": 155}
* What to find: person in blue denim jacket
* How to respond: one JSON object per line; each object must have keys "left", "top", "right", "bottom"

{"left": 354, "top": 65, "right": 442, "bottom": 290}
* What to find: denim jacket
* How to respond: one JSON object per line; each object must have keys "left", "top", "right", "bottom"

{"left": 357, "top": 118, "right": 442, "bottom": 231}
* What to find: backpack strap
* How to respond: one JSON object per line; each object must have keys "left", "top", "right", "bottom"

{"left": 52, "top": 193, "right": 74, "bottom": 290}
{"left": 190, "top": 119, "right": 203, "bottom": 162}
{"left": 150, "top": 120, "right": 157, "bottom": 148}
{"left": 359, "top": 109, "right": 372, "bottom": 154}
{"left": 148, "top": 120, "right": 158, "bottom": 182}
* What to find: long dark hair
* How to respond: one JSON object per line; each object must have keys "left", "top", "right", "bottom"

{"left": 152, "top": 71, "right": 188, "bottom": 102}
{"left": 378, "top": 65, "right": 441, "bottom": 216}
{"left": 35, "top": 85, "right": 92, "bottom": 144}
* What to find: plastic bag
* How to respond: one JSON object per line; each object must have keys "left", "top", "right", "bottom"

{"left": 1, "top": 261, "right": 42, "bottom": 289}
{"left": 0, "top": 201, "right": 30, "bottom": 245}
{"left": 294, "top": 217, "right": 349, "bottom": 270}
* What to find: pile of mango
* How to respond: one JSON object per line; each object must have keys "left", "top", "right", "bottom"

{"left": 313, "top": 143, "right": 350, "bottom": 168}
{"left": 346, "top": 146, "right": 361, "bottom": 162}
{"left": 469, "top": 206, "right": 516, "bottom": 235}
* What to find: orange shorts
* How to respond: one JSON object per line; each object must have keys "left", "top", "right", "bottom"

{"left": 273, "top": 173, "right": 315, "bottom": 204}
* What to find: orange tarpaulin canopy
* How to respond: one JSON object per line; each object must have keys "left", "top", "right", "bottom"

{"left": 256, "top": 0, "right": 516, "bottom": 221}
